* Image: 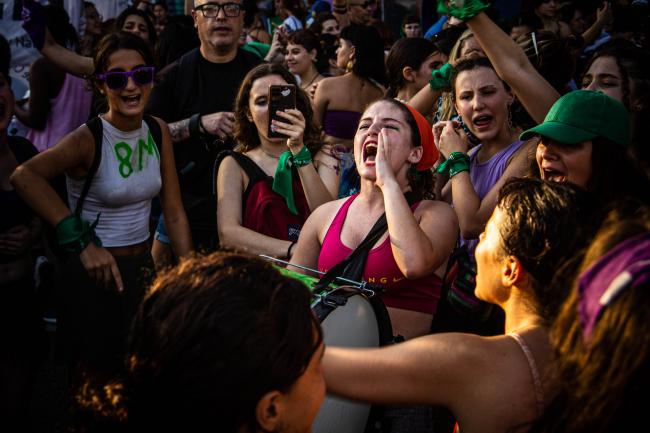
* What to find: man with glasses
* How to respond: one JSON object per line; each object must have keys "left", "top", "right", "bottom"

{"left": 146, "top": 0, "right": 261, "bottom": 253}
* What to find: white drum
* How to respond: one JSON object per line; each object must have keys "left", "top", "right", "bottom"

{"left": 311, "top": 287, "right": 392, "bottom": 433}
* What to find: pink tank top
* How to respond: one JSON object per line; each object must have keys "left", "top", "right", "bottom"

{"left": 318, "top": 194, "right": 442, "bottom": 315}
{"left": 27, "top": 73, "right": 92, "bottom": 152}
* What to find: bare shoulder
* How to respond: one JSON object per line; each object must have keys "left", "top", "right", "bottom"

{"left": 414, "top": 199, "right": 457, "bottom": 221}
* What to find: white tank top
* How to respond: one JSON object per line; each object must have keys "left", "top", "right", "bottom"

{"left": 67, "top": 117, "right": 162, "bottom": 247}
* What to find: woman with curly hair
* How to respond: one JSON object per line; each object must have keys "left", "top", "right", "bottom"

{"left": 216, "top": 64, "right": 338, "bottom": 258}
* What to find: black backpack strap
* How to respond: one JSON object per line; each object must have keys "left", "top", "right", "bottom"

{"left": 76, "top": 117, "right": 103, "bottom": 215}
{"left": 143, "top": 114, "right": 163, "bottom": 157}
{"left": 314, "top": 192, "right": 419, "bottom": 291}
{"left": 213, "top": 150, "right": 268, "bottom": 194}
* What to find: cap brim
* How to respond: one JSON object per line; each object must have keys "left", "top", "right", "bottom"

{"left": 520, "top": 121, "right": 597, "bottom": 145}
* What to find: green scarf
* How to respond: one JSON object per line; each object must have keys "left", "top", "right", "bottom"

{"left": 272, "top": 146, "right": 313, "bottom": 215}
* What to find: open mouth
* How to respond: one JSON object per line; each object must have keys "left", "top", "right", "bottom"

{"left": 472, "top": 114, "right": 493, "bottom": 129}
{"left": 362, "top": 141, "right": 377, "bottom": 165}
{"left": 121, "top": 94, "right": 141, "bottom": 106}
{"left": 542, "top": 168, "right": 566, "bottom": 183}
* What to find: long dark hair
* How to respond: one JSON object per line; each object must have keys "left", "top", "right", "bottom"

{"left": 340, "top": 24, "right": 387, "bottom": 85}
{"left": 116, "top": 7, "right": 157, "bottom": 46}
{"left": 234, "top": 63, "right": 322, "bottom": 154}
{"left": 385, "top": 37, "right": 438, "bottom": 98}
{"left": 529, "top": 205, "right": 650, "bottom": 433}
{"left": 72, "top": 252, "right": 323, "bottom": 432}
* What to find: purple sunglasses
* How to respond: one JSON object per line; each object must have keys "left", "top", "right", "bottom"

{"left": 96, "top": 66, "right": 155, "bottom": 91}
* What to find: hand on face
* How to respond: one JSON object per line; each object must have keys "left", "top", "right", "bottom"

{"left": 271, "top": 108, "right": 306, "bottom": 153}
{"left": 374, "top": 128, "right": 397, "bottom": 189}
{"left": 433, "top": 120, "right": 468, "bottom": 158}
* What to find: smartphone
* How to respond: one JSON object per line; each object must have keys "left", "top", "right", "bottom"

{"left": 268, "top": 84, "right": 297, "bottom": 139}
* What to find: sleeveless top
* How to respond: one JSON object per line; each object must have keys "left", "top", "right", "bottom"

{"left": 67, "top": 117, "right": 161, "bottom": 247}
{"left": 27, "top": 73, "right": 92, "bottom": 152}
{"left": 462, "top": 140, "right": 525, "bottom": 252}
{"left": 322, "top": 110, "right": 362, "bottom": 140}
{"left": 318, "top": 194, "right": 442, "bottom": 314}
{"left": 509, "top": 332, "right": 545, "bottom": 416}
{"left": 219, "top": 152, "right": 310, "bottom": 242}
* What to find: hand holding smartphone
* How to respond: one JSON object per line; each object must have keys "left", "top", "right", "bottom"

{"left": 268, "top": 84, "right": 297, "bottom": 139}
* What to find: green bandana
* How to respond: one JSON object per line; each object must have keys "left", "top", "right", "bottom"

{"left": 429, "top": 63, "right": 453, "bottom": 90}
{"left": 437, "top": 0, "right": 490, "bottom": 21}
{"left": 56, "top": 213, "right": 102, "bottom": 254}
{"left": 272, "top": 146, "right": 313, "bottom": 215}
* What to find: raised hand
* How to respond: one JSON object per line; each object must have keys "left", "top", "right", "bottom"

{"left": 374, "top": 128, "right": 397, "bottom": 189}
{"left": 271, "top": 109, "right": 306, "bottom": 154}
{"left": 433, "top": 120, "right": 468, "bottom": 158}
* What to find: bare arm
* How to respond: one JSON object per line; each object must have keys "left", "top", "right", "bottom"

{"left": 40, "top": 28, "right": 94, "bottom": 78}
{"left": 375, "top": 130, "right": 458, "bottom": 278}
{"left": 324, "top": 333, "right": 488, "bottom": 408}
{"left": 13, "top": 58, "right": 58, "bottom": 130}
{"left": 289, "top": 201, "right": 339, "bottom": 271}
{"left": 408, "top": 83, "right": 443, "bottom": 118}
{"left": 383, "top": 182, "right": 458, "bottom": 278}
{"left": 467, "top": 12, "right": 559, "bottom": 123}
{"left": 312, "top": 77, "right": 331, "bottom": 128}
{"left": 436, "top": 123, "right": 535, "bottom": 239}
{"left": 167, "top": 118, "right": 191, "bottom": 143}
{"left": 156, "top": 118, "right": 193, "bottom": 257}
{"left": 581, "top": 2, "right": 612, "bottom": 47}
{"left": 10, "top": 127, "right": 124, "bottom": 290}
{"left": 216, "top": 156, "right": 293, "bottom": 258}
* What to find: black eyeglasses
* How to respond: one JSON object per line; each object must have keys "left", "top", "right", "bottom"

{"left": 195, "top": 2, "right": 243, "bottom": 18}
{"left": 96, "top": 66, "right": 155, "bottom": 90}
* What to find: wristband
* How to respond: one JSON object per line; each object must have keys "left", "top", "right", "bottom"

{"left": 291, "top": 146, "right": 313, "bottom": 168}
{"left": 435, "top": 151, "right": 470, "bottom": 177}
{"left": 429, "top": 63, "right": 453, "bottom": 91}
{"left": 437, "top": 0, "right": 490, "bottom": 21}
{"left": 189, "top": 113, "right": 203, "bottom": 139}
{"left": 287, "top": 241, "right": 297, "bottom": 258}
{"left": 56, "top": 213, "right": 102, "bottom": 255}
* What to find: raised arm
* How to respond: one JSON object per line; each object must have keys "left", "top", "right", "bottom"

{"left": 466, "top": 12, "right": 559, "bottom": 123}
{"left": 436, "top": 122, "right": 534, "bottom": 239}
{"left": 41, "top": 28, "right": 95, "bottom": 77}
{"left": 375, "top": 130, "right": 458, "bottom": 278}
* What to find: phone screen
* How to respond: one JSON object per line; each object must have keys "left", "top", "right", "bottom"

{"left": 268, "top": 84, "right": 297, "bottom": 139}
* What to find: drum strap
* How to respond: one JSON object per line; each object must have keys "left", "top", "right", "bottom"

{"left": 314, "top": 192, "right": 416, "bottom": 292}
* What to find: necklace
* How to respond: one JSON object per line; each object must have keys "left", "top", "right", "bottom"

{"left": 260, "top": 147, "right": 283, "bottom": 159}
{"left": 301, "top": 71, "right": 320, "bottom": 90}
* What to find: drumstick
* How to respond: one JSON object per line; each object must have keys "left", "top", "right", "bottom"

{"left": 259, "top": 255, "right": 375, "bottom": 292}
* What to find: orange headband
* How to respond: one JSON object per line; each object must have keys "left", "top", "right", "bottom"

{"left": 404, "top": 104, "right": 438, "bottom": 171}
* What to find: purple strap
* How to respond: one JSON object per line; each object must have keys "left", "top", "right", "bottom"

{"left": 578, "top": 232, "right": 650, "bottom": 341}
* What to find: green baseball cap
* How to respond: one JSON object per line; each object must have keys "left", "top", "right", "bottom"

{"left": 520, "top": 90, "right": 630, "bottom": 147}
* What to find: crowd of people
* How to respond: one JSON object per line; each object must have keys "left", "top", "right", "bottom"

{"left": 2, "top": 0, "right": 649, "bottom": 432}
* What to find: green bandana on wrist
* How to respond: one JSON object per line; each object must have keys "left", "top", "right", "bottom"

{"left": 272, "top": 146, "right": 313, "bottom": 215}
{"left": 435, "top": 151, "right": 470, "bottom": 177}
{"left": 56, "top": 213, "right": 103, "bottom": 254}
{"left": 429, "top": 63, "right": 453, "bottom": 90}
{"left": 437, "top": 0, "right": 490, "bottom": 21}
